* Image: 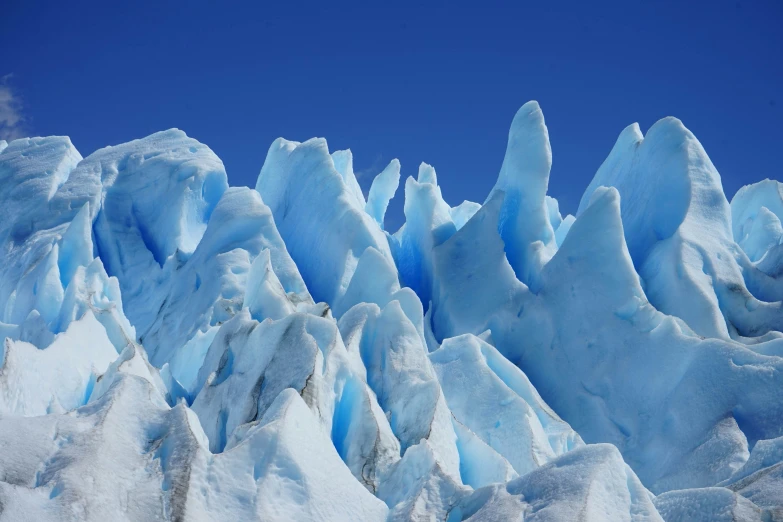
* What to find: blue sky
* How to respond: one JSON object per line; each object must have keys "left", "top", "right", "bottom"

{"left": 2, "top": 0, "right": 781, "bottom": 230}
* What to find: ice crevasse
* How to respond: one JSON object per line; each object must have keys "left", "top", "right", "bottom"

{"left": 0, "top": 101, "right": 782, "bottom": 521}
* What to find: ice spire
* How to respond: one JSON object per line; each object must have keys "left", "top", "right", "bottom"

{"left": 365, "top": 159, "right": 401, "bottom": 228}
{"left": 488, "top": 101, "right": 557, "bottom": 291}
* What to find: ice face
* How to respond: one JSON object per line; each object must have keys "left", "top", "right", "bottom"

{"left": 391, "top": 163, "right": 458, "bottom": 312}
{"left": 430, "top": 190, "right": 529, "bottom": 341}
{"left": 331, "top": 149, "right": 367, "bottom": 210}
{"left": 654, "top": 487, "right": 768, "bottom": 522}
{"left": 255, "top": 137, "right": 395, "bottom": 309}
{"left": 579, "top": 119, "right": 783, "bottom": 339}
{"left": 0, "top": 375, "right": 388, "bottom": 522}
{"left": 487, "top": 101, "right": 557, "bottom": 292}
{"left": 717, "top": 435, "right": 783, "bottom": 512}
{"left": 430, "top": 334, "right": 582, "bottom": 476}
{"left": 0, "top": 136, "right": 135, "bottom": 354}
{"left": 1, "top": 101, "right": 782, "bottom": 520}
{"left": 0, "top": 137, "right": 82, "bottom": 328}
{"left": 139, "top": 186, "right": 311, "bottom": 367}
{"left": 0, "top": 311, "right": 117, "bottom": 416}
{"left": 338, "top": 301, "right": 461, "bottom": 481}
{"left": 366, "top": 159, "right": 401, "bottom": 228}
{"left": 450, "top": 444, "right": 663, "bottom": 522}
{"left": 731, "top": 179, "right": 783, "bottom": 266}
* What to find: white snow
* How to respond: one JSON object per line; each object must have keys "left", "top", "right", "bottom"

{"left": 0, "top": 311, "right": 116, "bottom": 416}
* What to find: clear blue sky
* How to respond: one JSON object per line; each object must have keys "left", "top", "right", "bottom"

{"left": 2, "top": 0, "right": 781, "bottom": 230}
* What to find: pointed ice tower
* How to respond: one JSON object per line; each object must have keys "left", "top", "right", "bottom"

{"left": 392, "top": 163, "right": 457, "bottom": 310}
{"left": 365, "top": 159, "right": 401, "bottom": 229}
{"left": 487, "top": 101, "right": 557, "bottom": 292}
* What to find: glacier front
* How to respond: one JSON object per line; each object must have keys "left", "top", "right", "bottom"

{"left": 0, "top": 102, "right": 782, "bottom": 521}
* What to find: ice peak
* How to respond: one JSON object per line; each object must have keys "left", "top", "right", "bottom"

{"left": 486, "top": 101, "right": 556, "bottom": 290}
{"left": 417, "top": 162, "right": 438, "bottom": 185}
{"left": 495, "top": 100, "right": 551, "bottom": 193}
{"left": 366, "top": 158, "right": 401, "bottom": 227}
{"left": 2, "top": 103, "right": 782, "bottom": 522}
{"left": 332, "top": 148, "right": 366, "bottom": 208}
{"left": 619, "top": 121, "right": 644, "bottom": 144}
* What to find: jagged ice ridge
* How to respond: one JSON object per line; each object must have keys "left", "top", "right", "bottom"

{"left": 0, "top": 101, "right": 782, "bottom": 521}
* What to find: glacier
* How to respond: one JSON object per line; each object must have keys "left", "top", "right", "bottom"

{"left": 0, "top": 101, "right": 782, "bottom": 521}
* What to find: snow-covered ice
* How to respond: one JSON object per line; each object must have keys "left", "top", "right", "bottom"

{"left": 0, "top": 101, "right": 782, "bottom": 521}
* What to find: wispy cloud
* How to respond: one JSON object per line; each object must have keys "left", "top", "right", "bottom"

{"left": 0, "top": 74, "right": 27, "bottom": 141}
{"left": 355, "top": 153, "right": 387, "bottom": 199}
{"left": 355, "top": 153, "right": 387, "bottom": 181}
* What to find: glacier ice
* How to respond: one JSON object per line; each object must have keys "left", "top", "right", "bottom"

{"left": 255, "top": 137, "right": 395, "bottom": 310}
{"left": 429, "top": 333, "right": 582, "bottom": 476}
{"left": 487, "top": 101, "right": 557, "bottom": 291}
{"left": 0, "top": 101, "right": 782, "bottom": 521}
{"left": 654, "top": 487, "right": 770, "bottom": 522}
{"left": 449, "top": 444, "right": 663, "bottom": 521}
{"left": 391, "top": 162, "right": 459, "bottom": 311}
{"left": 578, "top": 120, "right": 783, "bottom": 339}
{"left": 366, "top": 159, "right": 402, "bottom": 229}
{"left": 0, "top": 311, "right": 116, "bottom": 416}
{"left": 338, "top": 300, "right": 461, "bottom": 482}
{"left": 732, "top": 179, "right": 783, "bottom": 283}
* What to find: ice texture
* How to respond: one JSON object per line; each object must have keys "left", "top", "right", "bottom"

{"left": 366, "top": 159, "right": 401, "bottom": 228}
{"left": 0, "top": 101, "right": 782, "bottom": 520}
{"left": 578, "top": 120, "right": 783, "bottom": 339}
{"left": 487, "top": 101, "right": 557, "bottom": 291}
{"left": 449, "top": 444, "right": 663, "bottom": 521}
